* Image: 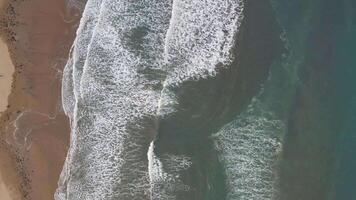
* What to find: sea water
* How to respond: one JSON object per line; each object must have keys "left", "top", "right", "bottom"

{"left": 57, "top": 0, "right": 356, "bottom": 199}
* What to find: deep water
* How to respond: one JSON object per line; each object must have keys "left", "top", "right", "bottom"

{"left": 272, "top": 0, "right": 356, "bottom": 199}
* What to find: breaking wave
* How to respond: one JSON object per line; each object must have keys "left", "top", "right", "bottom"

{"left": 57, "top": 0, "right": 248, "bottom": 199}
{"left": 214, "top": 98, "right": 284, "bottom": 200}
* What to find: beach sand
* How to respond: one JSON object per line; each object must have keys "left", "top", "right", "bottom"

{"left": 0, "top": 54, "right": 17, "bottom": 199}
{"left": 0, "top": 141, "right": 23, "bottom": 200}
{"left": 0, "top": 0, "right": 80, "bottom": 199}
{"left": 0, "top": 33, "right": 14, "bottom": 113}
{"left": 0, "top": 1, "right": 21, "bottom": 200}
{"left": 0, "top": 0, "right": 13, "bottom": 114}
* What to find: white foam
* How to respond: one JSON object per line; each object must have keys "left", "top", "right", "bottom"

{"left": 213, "top": 99, "right": 284, "bottom": 200}
{"left": 58, "top": 0, "right": 245, "bottom": 199}
{"left": 59, "top": 0, "right": 172, "bottom": 199}
{"left": 158, "top": 0, "right": 244, "bottom": 116}
{"left": 164, "top": 0, "right": 244, "bottom": 86}
{"left": 57, "top": 1, "right": 105, "bottom": 199}
{"left": 66, "top": 0, "right": 88, "bottom": 11}
{"left": 147, "top": 141, "right": 192, "bottom": 200}
{"left": 61, "top": 0, "right": 103, "bottom": 120}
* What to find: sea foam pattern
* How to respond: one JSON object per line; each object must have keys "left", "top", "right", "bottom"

{"left": 58, "top": 0, "right": 244, "bottom": 199}
{"left": 151, "top": 1, "right": 244, "bottom": 198}
{"left": 62, "top": 0, "right": 103, "bottom": 120}
{"left": 59, "top": 0, "right": 172, "bottom": 199}
{"left": 164, "top": 0, "right": 244, "bottom": 85}
{"left": 57, "top": 0, "right": 104, "bottom": 199}
{"left": 148, "top": 142, "right": 193, "bottom": 200}
{"left": 214, "top": 99, "right": 284, "bottom": 200}
{"left": 157, "top": 0, "right": 244, "bottom": 117}
{"left": 66, "top": 0, "right": 88, "bottom": 11}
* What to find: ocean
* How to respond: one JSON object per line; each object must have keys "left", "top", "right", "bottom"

{"left": 57, "top": 0, "right": 356, "bottom": 199}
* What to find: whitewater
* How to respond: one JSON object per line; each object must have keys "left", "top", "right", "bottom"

{"left": 55, "top": 0, "right": 283, "bottom": 199}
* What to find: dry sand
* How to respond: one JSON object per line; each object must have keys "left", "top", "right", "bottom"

{"left": 0, "top": 181, "right": 12, "bottom": 200}
{"left": 0, "top": 0, "right": 6, "bottom": 10}
{"left": 0, "top": 2, "right": 20, "bottom": 200}
{"left": 0, "top": 38, "right": 14, "bottom": 112}
{"left": 0, "top": 0, "right": 13, "bottom": 114}
{"left": 0, "top": 0, "right": 80, "bottom": 199}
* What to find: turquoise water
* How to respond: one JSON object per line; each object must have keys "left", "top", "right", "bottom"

{"left": 213, "top": 0, "right": 356, "bottom": 199}
{"left": 270, "top": 0, "right": 356, "bottom": 199}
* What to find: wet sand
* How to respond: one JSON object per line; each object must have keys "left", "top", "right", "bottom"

{"left": 0, "top": 0, "right": 80, "bottom": 199}
{"left": 0, "top": 141, "right": 23, "bottom": 200}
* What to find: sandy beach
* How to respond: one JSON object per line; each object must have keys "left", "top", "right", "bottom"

{"left": 0, "top": 32, "right": 14, "bottom": 113}
{"left": 0, "top": 1, "right": 20, "bottom": 200}
{"left": 0, "top": 0, "right": 80, "bottom": 199}
{"left": 0, "top": 0, "right": 13, "bottom": 112}
{"left": 0, "top": 42, "right": 18, "bottom": 198}
{"left": 0, "top": 141, "right": 23, "bottom": 200}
